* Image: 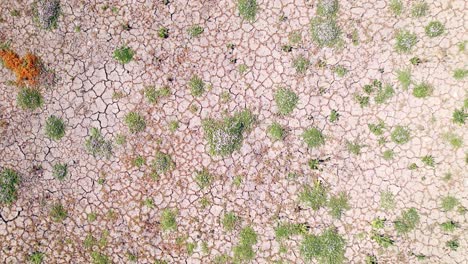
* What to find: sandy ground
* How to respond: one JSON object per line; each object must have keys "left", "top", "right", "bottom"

{"left": 0, "top": 0, "right": 467, "bottom": 263}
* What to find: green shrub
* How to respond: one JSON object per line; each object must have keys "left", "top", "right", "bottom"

{"left": 396, "top": 68, "right": 411, "bottom": 89}
{"left": 275, "top": 87, "right": 298, "bottom": 115}
{"left": 300, "top": 228, "right": 345, "bottom": 264}
{"left": 168, "top": 120, "right": 179, "bottom": 133}
{"left": 395, "top": 30, "right": 417, "bottom": 53}
{"left": 124, "top": 112, "right": 146, "bottom": 133}
{"left": 17, "top": 88, "right": 43, "bottom": 110}
{"left": 302, "top": 127, "right": 325, "bottom": 148}
{"left": 368, "top": 120, "right": 385, "bottom": 136}
{"left": 452, "top": 108, "right": 466, "bottom": 125}
{"left": 158, "top": 27, "right": 169, "bottom": 38}
{"left": 160, "top": 209, "right": 177, "bottom": 231}
{"left": 310, "top": 17, "right": 341, "bottom": 47}
{"left": 328, "top": 192, "right": 350, "bottom": 219}
{"left": 233, "top": 226, "right": 257, "bottom": 262}
{"left": 355, "top": 94, "right": 369, "bottom": 107}
{"left": 91, "top": 251, "right": 110, "bottom": 264}
{"left": 132, "top": 155, "right": 145, "bottom": 168}
{"left": 394, "top": 208, "right": 420, "bottom": 234}
{"left": 299, "top": 180, "right": 328, "bottom": 210}
{"left": 371, "top": 232, "right": 393, "bottom": 248}
{"left": 441, "top": 196, "right": 458, "bottom": 211}
{"left": 391, "top": 126, "right": 410, "bottom": 144}
{"left": 446, "top": 239, "right": 459, "bottom": 251}
{"left": 292, "top": 55, "right": 310, "bottom": 74}
{"left": 222, "top": 212, "right": 239, "bottom": 231}
{"left": 440, "top": 220, "right": 459, "bottom": 232}
{"left": 425, "top": 21, "right": 445, "bottom": 37}
{"left": 85, "top": 128, "right": 112, "bottom": 158}
{"left": 239, "top": 226, "right": 257, "bottom": 245}
{"left": 334, "top": 65, "right": 347, "bottom": 77}
{"left": 113, "top": 45, "right": 134, "bottom": 64}
{"left": 237, "top": 0, "right": 257, "bottom": 22}
{"left": 202, "top": 110, "right": 254, "bottom": 156}
{"left": 52, "top": 163, "right": 67, "bottom": 180}
{"left": 365, "top": 254, "right": 378, "bottom": 264}
{"left": 329, "top": 109, "right": 340, "bottom": 122}
{"left": 371, "top": 218, "right": 386, "bottom": 229}
{"left": 44, "top": 115, "right": 65, "bottom": 140}
{"left": 28, "top": 251, "right": 45, "bottom": 264}
{"left": 413, "top": 82, "right": 434, "bottom": 98}
{"left": 380, "top": 191, "right": 395, "bottom": 210}
{"left": 194, "top": 168, "right": 212, "bottom": 189}
{"left": 144, "top": 85, "right": 171, "bottom": 103}
{"left": 421, "top": 155, "right": 435, "bottom": 167}
{"left": 188, "top": 75, "right": 205, "bottom": 97}
{"left": 411, "top": 1, "right": 428, "bottom": 17}
{"left": 32, "top": 0, "right": 60, "bottom": 30}
{"left": 346, "top": 140, "right": 364, "bottom": 155}
{"left": 383, "top": 150, "right": 394, "bottom": 160}
{"left": 187, "top": 25, "right": 204, "bottom": 38}
{"left": 0, "top": 168, "right": 21, "bottom": 204}
{"left": 151, "top": 151, "right": 174, "bottom": 176}
{"left": 50, "top": 203, "right": 67, "bottom": 222}
{"left": 275, "top": 222, "right": 307, "bottom": 241}
{"left": 389, "top": 0, "right": 403, "bottom": 16}
{"left": 453, "top": 68, "right": 468, "bottom": 80}
{"left": 267, "top": 122, "right": 285, "bottom": 141}
{"left": 317, "top": 0, "right": 338, "bottom": 17}
{"left": 374, "top": 84, "right": 394, "bottom": 104}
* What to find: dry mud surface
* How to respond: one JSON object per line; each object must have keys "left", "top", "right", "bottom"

{"left": 0, "top": 0, "right": 467, "bottom": 263}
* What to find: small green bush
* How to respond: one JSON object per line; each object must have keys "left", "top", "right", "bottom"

{"left": 187, "top": 25, "right": 204, "bottom": 38}
{"left": 233, "top": 226, "right": 258, "bottom": 262}
{"left": 85, "top": 128, "right": 112, "bottom": 158}
{"left": 440, "top": 220, "right": 459, "bottom": 232}
{"left": 411, "top": 1, "right": 429, "bottom": 17}
{"left": 452, "top": 108, "right": 466, "bottom": 125}
{"left": 334, "top": 65, "right": 347, "bottom": 77}
{"left": 113, "top": 45, "right": 134, "bottom": 64}
{"left": 441, "top": 196, "right": 458, "bottom": 211}
{"left": 275, "top": 222, "right": 307, "bottom": 241}
{"left": 124, "top": 112, "right": 146, "bottom": 133}
{"left": 383, "top": 150, "right": 394, "bottom": 160}
{"left": 292, "top": 55, "right": 310, "bottom": 74}
{"left": 328, "top": 192, "right": 350, "bottom": 219}
{"left": 194, "top": 168, "right": 212, "bottom": 189}
{"left": 202, "top": 110, "right": 254, "bottom": 156}
{"left": 391, "top": 126, "right": 410, "bottom": 144}
{"left": 52, "top": 163, "right": 67, "bottom": 180}
{"left": 158, "top": 27, "right": 169, "bottom": 38}
{"left": 425, "top": 21, "right": 445, "bottom": 37}
{"left": 365, "top": 255, "right": 378, "bottom": 264}
{"left": 380, "top": 191, "right": 395, "bottom": 210}
{"left": 132, "top": 156, "right": 145, "bottom": 168}
{"left": 168, "top": 120, "right": 179, "bottom": 133}
{"left": 144, "top": 85, "right": 171, "bottom": 103}
{"left": 188, "top": 75, "right": 205, "bottom": 97}
{"left": 421, "top": 155, "right": 435, "bottom": 167}
{"left": 267, "top": 122, "right": 285, "bottom": 141}
{"left": 453, "top": 68, "right": 468, "bottom": 80}
{"left": 275, "top": 87, "right": 298, "bottom": 115}
{"left": 50, "top": 203, "right": 67, "bottom": 222}
{"left": 17, "top": 88, "right": 43, "bottom": 110}
{"left": 160, "top": 208, "right": 177, "bottom": 231}
{"left": 222, "top": 212, "right": 239, "bottom": 231}
{"left": 396, "top": 69, "right": 411, "bottom": 90}
{"left": 371, "top": 232, "right": 394, "bottom": 248}
{"left": 368, "top": 120, "right": 385, "bottom": 136}
{"left": 237, "top": 0, "right": 257, "bottom": 22}
{"left": 446, "top": 239, "right": 459, "bottom": 251}
{"left": 299, "top": 180, "right": 328, "bottom": 210}
{"left": 371, "top": 218, "right": 386, "bottom": 229}
{"left": 346, "top": 140, "right": 364, "bottom": 155}
{"left": 389, "top": 0, "right": 403, "bottom": 16}
{"left": 44, "top": 115, "right": 65, "bottom": 140}
{"left": 28, "top": 251, "right": 45, "bottom": 264}
{"left": 317, "top": 0, "right": 338, "bottom": 17}
{"left": 300, "top": 228, "right": 345, "bottom": 264}
{"left": 91, "top": 251, "right": 110, "bottom": 264}
{"left": 374, "top": 84, "right": 394, "bottom": 104}
{"left": 395, "top": 30, "right": 417, "bottom": 53}
{"left": 0, "top": 168, "right": 21, "bottom": 205}
{"left": 32, "top": 0, "right": 60, "bottom": 30}
{"left": 310, "top": 17, "right": 341, "bottom": 47}
{"left": 151, "top": 151, "right": 174, "bottom": 176}
{"left": 302, "top": 127, "right": 325, "bottom": 148}
{"left": 394, "top": 208, "right": 420, "bottom": 234}
{"left": 412, "top": 82, "right": 433, "bottom": 98}
{"left": 329, "top": 109, "right": 340, "bottom": 122}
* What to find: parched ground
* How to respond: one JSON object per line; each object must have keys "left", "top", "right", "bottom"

{"left": 0, "top": 0, "right": 467, "bottom": 263}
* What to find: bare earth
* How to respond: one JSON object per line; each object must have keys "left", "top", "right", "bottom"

{"left": 0, "top": 0, "right": 467, "bottom": 263}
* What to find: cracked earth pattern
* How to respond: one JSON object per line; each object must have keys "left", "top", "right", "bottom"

{"left": 0, "top": 0, "right": 467, "bottom": 263}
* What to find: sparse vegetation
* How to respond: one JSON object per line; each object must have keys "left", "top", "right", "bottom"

{"left": 453, "top": 68, "right": 468, "bottom": 80}
{"left": 368, "top": 120, "right": 385, "bottom": 136}
{"left": 160, "top": 209, "right": 177, "bottom": 231}
{"left": 32, "top": 0, "right": 61, "bottom": 30}
{"left": 440, "top": 220, "right": 459, "bottom": 232}
{"left": 267, "top": 122, "right": 285, "bottom": 141}
{"left": 389, "top": 0, "right": 403, "bottom": 16}
{"left": 396, "top": 68, "right": 411, "bottom": 89}
{"left": 441, "top": 196, "right": 459, "bottom": 212}
{"left": 394, "top": 208, "right": 420, "bottom": 234}
{"left": 0, "top": 168, "right": 21, "bottom": 204}
{"left": 237, "top": 0, "right": 257, "bottom": 22}
{"left": 28, "top": 252, "right": 45, "bottom": 264}
{"left": 452, "top": 108, "right": 466, "bottom": 125}
{"left": 310, "top": 17, "right": 341, "bottom": 47}
{"left": 292, "top": 55, "right": 310, "bottom": 74}
{"left": 45, "top": 115, "right": 65, "bottom": 140}
{"left": 425, "top": 21, "right": 445, "bottom": 38}
{"left": 317, "top": 0, "right": 339, "bottom": 17}
{"left": 17, "top": 88, "right": 43, "bottom": 110}
{"left": 50, "top": 203, "right": 68, "bottom": 222}
{"left": 346, "top": 140, "right": 364, "bottom": 155}
{"left": 113, "top": 45, "right": 134, "bottom": 64}
{"left": 330, "top": 109, "right": 340, "bottom": 122}
{"left": 275, "top": 222, "right": 307, "bottom": 241}
{"left": 233, "top": 226, "right": 258, "bottom": 263}
{"left": 421, "top": 155, "right": 435, "bottom": 167}
{"left": 446, "top": 239, "right": 459, "bottom": 251}
{"left": 300, "top": 228, "right": 346, "bottom": 264}
{"left": 222, "top": 212, "right": 239, "bottom": 232}
{"left": 151, "top": 151, "right": 174, "bottom": 176}
{"left": 144, "top": 85, "right": 170, "bottom": 103}
{"left": 158, "top": 27, "right": 169, "bottom": 38}
{"left": 411, "top": 1, "right": 429, "bottom": 18}
{"left": 85, "top": 128, "right": 113, "bottom": 158}
{"left": 391, "top": 126, "right": 411, "bottom": 144}
{"left": 275, "top": 87, "right": 298, "bottom": 115}
{"left": 202, "top": 110, "right": 254, "bottom": 156}
{"left": 334, "top": 65, "right": 347, "bottom": 77}
{"left": 328, "top": 192, "right": 350, "bottom": 219}
{"left": 187, "top": 25, "right": 204, "bottom": 38}
{"left": 395, "top": 30, "right": 417, "bottom": 53}
{"left": 188, "top": 75, "right": 205, "bottom": 97}
{"left": 380, "top": 191, "right": 395, "bottom": 210}
{"left": 371, "top": 232, "right": 394, "bottom": 248}
{"left": 195, "top": 168, "right": 213, "bottom": 189}
{"left": 302, "top": 127, "right": 325, "bottom": 148}
{"left": 299, "top": 180, "right": 328, "bottom": 210}
{"left": 52, "top": 163, "right": 67, "bottom": 180}
{"left": 124, "top": 112, "right": 146, "bottom": 133}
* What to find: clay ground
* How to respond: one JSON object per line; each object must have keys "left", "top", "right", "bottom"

{"left": 0, "top": 0, "right": 467, "bottom": 263}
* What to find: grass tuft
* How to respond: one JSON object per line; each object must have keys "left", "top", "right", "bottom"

{"left": 394, "top": 208, "right": 420, "bottom": 234}
{"left": 328, "top": 192, "right": 350, "bottom": 219}
{"left": 299, "top": 180, "right": 328, "bottom": 210}
{"left": 160, "top": 208, "right": 177, "bottom": 231}
{"left": 113, "top": 45, "right": 134, "bottom": 64}
{"left": 310, "top": 17, "right": 341, "bottom": 47}
{"left": 238, "top": 0, "right": 257, "bottom": 22}
{"left": 267, "top": 122, "right": 285, "bottom": 141}
{"left": 300, "top": 228, "right": 346, "bottom": 264}
{"left": 32, "top": 0, "right": 60, "bottom": 30}
{"left": 85, "top": 128, "right": 112, "bottom": 158}
{"left": 302, "top": 127, "right": 325, "bottom": 148}
{"left": 425, "top": 21, "right": 445, "bottom": 38}
{"left": 188, "top": 75, "right": 205, "bottom": 97}
{"left": 45, "top": 115, "right": 65, "bottom": 140}
{"left": 52, "top": 163, "right": 67, "bottom": 180}
{"left": 275, "top": 87, "right": 298, "bottom": 115}
{"left": 0, "top": 168, "right": 21, "bottom": 205}
{"left": 391, "top": 126, "right": 410, "bottom": 144}
{"left": 396, "top": 68, "right": 411, "bottom": 90}
{"left": 395, "top": 30, "right": 417, "bottom": 53}
{"left": 17, "top": 88, "right": 43, "bottom": 110}
{"left": 124, "top": 112, "right": 146, "bottom": 133}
